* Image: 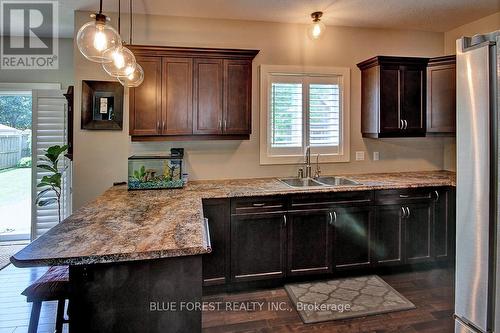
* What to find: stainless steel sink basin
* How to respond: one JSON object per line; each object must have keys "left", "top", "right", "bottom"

{"left": 314, "top": 176, "right": 359, "bottom": 186}
{"left": 278, "top": 176, "right": 359, "bottom": 188}
{"left": 279, "top": 178, "right": 323, "bottom": 188}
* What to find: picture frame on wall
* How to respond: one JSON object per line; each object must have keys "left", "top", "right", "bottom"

{"left": 81, "top": 80, "right": 124, "bottom": 130}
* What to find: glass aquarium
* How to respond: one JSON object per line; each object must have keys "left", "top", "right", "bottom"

{"left": 128, "top": 154, "right": 183, "bottom": 190}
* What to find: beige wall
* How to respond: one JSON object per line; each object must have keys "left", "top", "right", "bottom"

{"left": 73, "top": 11, "right": 446, "bottom": 209}
{"left": 442, "top": 11, "right": 499, "bottom": 171}
{"left": 0, "top": 38, "right": 74, "bottom": 89}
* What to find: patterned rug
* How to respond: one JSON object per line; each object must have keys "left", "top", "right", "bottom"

{"left": 0, "top": 244, "right": 26, "bottom": 271}
{"left": 285, "top": 275, "right": 415, "bottom": 323}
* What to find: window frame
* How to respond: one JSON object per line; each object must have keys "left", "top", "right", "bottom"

{"left": 260, "top": 65, "right": 350, "bottom": 165}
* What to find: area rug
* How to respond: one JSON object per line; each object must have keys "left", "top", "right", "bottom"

{"left": 0, "top": 244, "right": 25, "bottom": 270}
{"left": 285, "top": 275, "right": 415, "bottom": 323}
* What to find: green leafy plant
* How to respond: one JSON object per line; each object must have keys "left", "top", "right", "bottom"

{"left": 133, "top": 165, "right": 146, "bottom": 181}
{"left": 36, "top": 145, "right": 68, "bottom": 223}
{"left": 17, "top": 156, "right": 32, "bottom": 168}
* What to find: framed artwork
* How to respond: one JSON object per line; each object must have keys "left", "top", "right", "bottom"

{"left": 81, "top": 80, "right": 124, "bottom": 130}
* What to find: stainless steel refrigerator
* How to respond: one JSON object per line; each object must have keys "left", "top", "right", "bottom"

{"left": 456, "top": 30, "right": 500, "bottom": 333}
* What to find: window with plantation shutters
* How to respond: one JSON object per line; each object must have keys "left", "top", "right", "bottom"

{"left": 261, "top": 66, "right": 350, "bottom": 165}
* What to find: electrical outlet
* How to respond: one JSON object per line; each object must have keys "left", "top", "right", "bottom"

{"left": 355, "top": 151, "right": 365, "bottom": 161}
{"left": 373, "top": 152, "right": 380, "bottom": 161}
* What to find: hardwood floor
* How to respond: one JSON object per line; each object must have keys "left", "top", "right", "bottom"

{"left": 202, "top": 268, "right": 455, "bottom": 333}
{"left": 0, "top": 264, "right": 453, "bottom": 333}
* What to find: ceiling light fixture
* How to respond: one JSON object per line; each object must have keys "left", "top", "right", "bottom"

{"left": 308, "top": 11, "right": 326, "bottom": 40}
{"left": 76, "top": 0, "right": 121, "bottom": 62}
{"left": 118, "top": 0, "right": 144, "bottom": 87}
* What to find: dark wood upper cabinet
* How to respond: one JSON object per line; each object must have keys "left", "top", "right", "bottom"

{"left": 287, "top": 209, "right": 333, "bottom": 276}
{"left": 193, "top": 59, "right": 223, "bottom": 135}
{"left": 129, "top": 56, "right": 162, "bottom": 136}
{"left": 223, "top": 59, "right": 252, "bottom": 135}
{"left": 162, "top": 57, "right": 193, "bottom": 135}
{"left": 127, "top": 45, "right": 259, "bottom": 141}
{"left": 357, "top": 56, "right": 428, "bottom": 138}
{"left": 427, "top": 55, "right": 456, "bottom": 135}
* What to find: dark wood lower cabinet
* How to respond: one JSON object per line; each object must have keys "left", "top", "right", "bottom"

{"left": 287, "top": 210, "right": 333, "bottom": 276}
{"left": 333, "top": 206, "right": 373, "bottom": 270}
{"left": 405, "top": 202, "right": 433, "bottom": 263}
{"left": 373, "top": 205, "right": 405, "bottom": 266}
{"left": 231, "top": 212, "right": 286, "bottom": 282}
{"left": 202, "top": 199, "right": 230, "bottom": 286}
{"left": 203, "top": 187, "right": 455, "bottom": 288}
{"left": 434, "top": 189, "right": 455, "bottom": 261}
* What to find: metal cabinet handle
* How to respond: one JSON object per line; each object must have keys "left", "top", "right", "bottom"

{"left": 329, "top": 212, "right": 333, "bottom": 225}
{"left": 219, "top": 119, "right": 222, "bottom": 130}
{"left": 400, "top": 119, "right": 403, "bottom": 130}
{"left": 401, "top": 206, "right": 406, "bottom": 218}
{"left": 399, "top": 194, "right": 410, "bottom": 198}
{"left": 283, "top": 214, "right": 287, "bottom": 228}
{"left": 404, "top": 120, "right": 408, "bottom": 129}
{"left": 406, "top": 207, "right": 410, "bottom": 218}
{"left": 252, "top": 203, "right": 265, "bottom": 207}
{"left": 434, "top": 190, "right": 439, "bottom": 202}
{"left": 162, "top": 121, "right": 165, "bottom": 131}
{"left": 157, "top": 120, "right": 160, "bottom": 131}
{"left": 333, "top": 211, "right": 337, "bottom": 224}
{"left": 224, "top": 119, "right": 227, "bottom": 131}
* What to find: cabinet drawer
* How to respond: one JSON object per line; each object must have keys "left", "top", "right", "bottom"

{"left": 375, "top": 188, "right": 436, "bottom": 205}
{"left": 231, "top": 196, "right": 286, "bottom": 215}
{"left": 291, "top": 191, "right": 373, "bottom": 210}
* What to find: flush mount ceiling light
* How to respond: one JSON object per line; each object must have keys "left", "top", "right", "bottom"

{"left": 76, "top": 0, "right": 121, "bottom": 62}
{"left": 308, "top": 11, "right": 326, "bottom": 40}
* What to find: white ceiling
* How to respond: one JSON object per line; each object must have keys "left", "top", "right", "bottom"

{"left": 59, "top": 0, "right": 499, "bottom": 38}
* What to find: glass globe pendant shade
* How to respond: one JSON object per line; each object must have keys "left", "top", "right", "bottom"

{"left": 118, "top": 64, "right": 144, "bottom": 87}
{"left": 76, "top": 13, "right": 121, "bottom": 63}
{"left": 308, "top": 12, "right": 326, "bottom": 40}
{"left": 102, "top": 45, "right": 137, "bottom": 78}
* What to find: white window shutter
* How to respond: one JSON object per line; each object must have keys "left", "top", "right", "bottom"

{"left": 31, "top": 90, "right": 72, "bottom": 240}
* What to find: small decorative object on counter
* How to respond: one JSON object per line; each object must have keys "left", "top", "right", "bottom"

{"left": 182, "top": 173, "right": 189, "bottom": 186}
{"left": 128, "top": 151, "right": 184, "bottom": 190}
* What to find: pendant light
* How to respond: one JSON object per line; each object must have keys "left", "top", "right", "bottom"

{"left": 308, "top": 11, "right": 326, "bottom": 40}
{"left": 101, "top": 0, "right": 137, "bottom": 78}
{"left": 76, "top": 0, "right": 121, "bottom": 62}
{"left": 118, "top": 0, "right": 144, "bottom": 87}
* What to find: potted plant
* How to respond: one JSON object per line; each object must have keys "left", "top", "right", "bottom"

{"left": 36, "top": 145, "right": 68, "bottom": 223}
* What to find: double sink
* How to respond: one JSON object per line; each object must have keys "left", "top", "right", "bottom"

{"left": 279, "top": 176, "right": 359, "bottom": 188}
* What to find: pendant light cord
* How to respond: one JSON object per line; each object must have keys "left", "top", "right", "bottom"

{"left": 118, "top": 0, "right": 121, "bottom": 35}
{"left": 129, "top": 0, "right": 133, "bottom": 44}
{"left": 99, "top": 0, "right": 103, "bottom": 14}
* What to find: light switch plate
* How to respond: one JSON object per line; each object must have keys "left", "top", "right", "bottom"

{"left": 355, "top": 151, "right": 365, "bottom": 161}
{"left": 373, "top": 152, "right": 380, "bottom": 161}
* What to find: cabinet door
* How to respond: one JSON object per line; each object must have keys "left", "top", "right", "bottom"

{"left": 162, "top": 57, "right": 193, "bottom": 135}
{"left": 129, "top": 57, "right": 162, "bottom": 135}
{"left": 401, "top": 66, "right": 425, "bottom": 135}
{"left": 223, "top": 59, "right": 252, "bottom": 135}
{"left": 379, "top": 66, "right": 401, "bottom": 134}
{"left": 427, "top": 64, "right": 456, "bottom": 133}
{"left": 193, "top": 59, "right": 223, "bottom": 134}
{"left": 202, "top": 199, "right": 230, "bottom": 286}
{"left": 287, "top": 210, "right": 332, "bottom": 276}
{"left": 334, "top": 206, "right": 373, "bottom": 270}
{"left": 405, "top": 202, "right": 433, "bottom": 263}
{"left": 231, "top": 213, "right": 286, "bottom": 282}
{"left": 374, "top": 205, "right": 405, "bottom": 266}
{"left": 434, "top": 189, "right": 455, "bottom": 261}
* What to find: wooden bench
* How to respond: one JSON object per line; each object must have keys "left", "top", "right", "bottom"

{"left": 22, "top": 266, "right": 69, "bottom": 333}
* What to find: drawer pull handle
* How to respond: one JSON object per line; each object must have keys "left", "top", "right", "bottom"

{"left": 283, "top": 214, "right": 287, "bottom": 228}
{"left": 399, "top": 194, "right": 410, "bottom": 198}
{"left": 434, "top": 190, "right": 439, "bottom": 202}
{"left": 252, "top": 203, "right": 266, "bottom": 207}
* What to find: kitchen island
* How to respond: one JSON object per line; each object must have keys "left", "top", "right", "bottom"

{"left": 11, "top": 170, "right": 455, "bottom": 332}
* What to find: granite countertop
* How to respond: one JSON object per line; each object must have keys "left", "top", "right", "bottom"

{"left": 11, "top": 170, "right": 455, "bottom": 267}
